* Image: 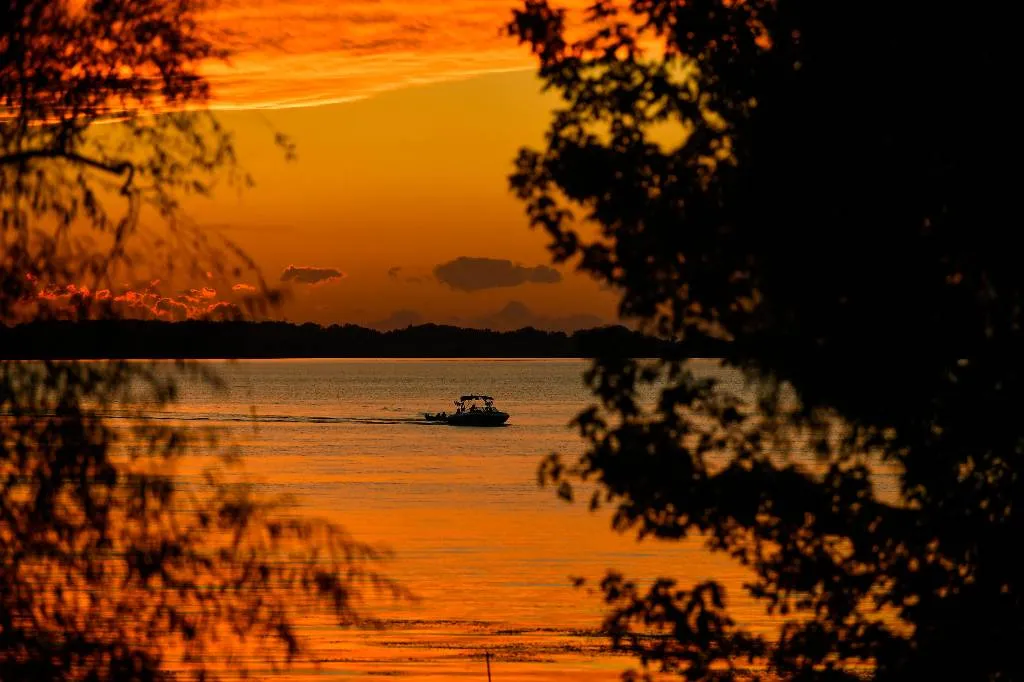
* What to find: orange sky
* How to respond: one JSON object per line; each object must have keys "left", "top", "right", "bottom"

{"left": 178, "top": 0, "right": 614, "bottom": 330}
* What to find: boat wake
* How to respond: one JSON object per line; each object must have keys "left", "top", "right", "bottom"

{"left": 96, "top": 412, "right": 445, "bottom": 426}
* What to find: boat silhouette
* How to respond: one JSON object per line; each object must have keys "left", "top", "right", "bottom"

{"left": 424, "top": 395, "right": 509, "bottom": 427}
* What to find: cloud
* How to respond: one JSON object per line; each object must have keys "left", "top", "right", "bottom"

{"left": 433, "top": 257, "right": 562, "bottom": 292}
{"left": 32, "top": 283, "right": 243, "bottom": 321}
{"left": 280, "top": 265, "right": 346, "bottom": 285}
{"left": 202, "top": 1, "right": 595, "bottom": 110}
{"left": 370, "top": 309, "right": 423, "bottom": 331}
{"left": 388, "top": 266, "right": 430, "bottom": 284}
{"left": 366, "top": 302, "right": 603, "bottom": 332}
{"left": 232, "top": 283, "right": 258, "bottom": 293}
{"left": 471, "top": 301, "right": 605, "bottom": 333}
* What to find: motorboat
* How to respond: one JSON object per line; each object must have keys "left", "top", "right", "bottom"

{"left": 424, "top": 395, "right": 509, "bottom": 427}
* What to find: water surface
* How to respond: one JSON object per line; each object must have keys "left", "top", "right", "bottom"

{"left": 154, "top": 359, "right": 861, "bottom": 679}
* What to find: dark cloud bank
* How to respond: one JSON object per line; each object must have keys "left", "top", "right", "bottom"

{"left": 280, "top": 265, "right": 346, "bottom": 285}
{"left": 371, "top": 301, "right": 603, "bottom": 333}
{"left": 371, "top": 309, "right": 424, "bottom": 330}
{"left": 473, "top": 301, "right": 603, "bottom": 332}
{"left": 433, "top": 257, "right": 561, "bottom": 292}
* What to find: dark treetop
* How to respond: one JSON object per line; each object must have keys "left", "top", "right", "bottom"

{"left": 507, "top": 0, "right": 1020, "bottom": 680}
{"left": 2, "top": 2, "right": 394, "bottom": 680}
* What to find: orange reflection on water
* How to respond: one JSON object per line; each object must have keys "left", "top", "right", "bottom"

{"left": 152, "top": 360, "right": 785, "bottom": 679}
{"left": 226, "top": 452, "right": 760, "bottom": 676}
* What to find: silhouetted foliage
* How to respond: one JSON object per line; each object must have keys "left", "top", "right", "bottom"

{"left": 2, "top": 2, "right": 400, "bottom": 680}
{"left": 0, "top": 319, "right": 697, "bottom": 359}
{"left": 510, "top": 1, "right": 1018, "bottom": 680}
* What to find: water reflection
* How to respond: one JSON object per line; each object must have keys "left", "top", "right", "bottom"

{"left": 143, "top": 359, "right": 896, "bottom": 679}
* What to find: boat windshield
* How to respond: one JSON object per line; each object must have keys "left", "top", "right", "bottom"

{"left": 454, "top": 396, "right": 499, "bottom": 413}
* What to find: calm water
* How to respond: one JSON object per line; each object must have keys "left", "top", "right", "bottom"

{"left": 143, "top": 359, "right": 892, "bottom": 680}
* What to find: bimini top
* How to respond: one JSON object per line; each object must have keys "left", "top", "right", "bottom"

{"left": 459, "top": 395, "right": 494, "bottom": 401}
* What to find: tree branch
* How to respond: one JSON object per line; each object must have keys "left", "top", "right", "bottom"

{"left": 0, "top": 149, "right": 136, "bottom": 194}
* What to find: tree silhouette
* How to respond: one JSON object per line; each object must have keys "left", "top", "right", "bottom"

{"left": 2, "top": 2, "right": 401, "bottom": 680}
{"left": 509, "top": 1, "right": 1018, "bottom": 680}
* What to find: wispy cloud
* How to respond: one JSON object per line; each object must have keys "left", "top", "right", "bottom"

{"left": 388, "top": 266, "right": 430, "bottom": 284}
{"left": 203, "top": 0, "right": 593, "bottom": 109}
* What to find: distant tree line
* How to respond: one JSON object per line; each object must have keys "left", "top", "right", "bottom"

{"left": 0, "top": 320, "right": 718, "bottom": 359}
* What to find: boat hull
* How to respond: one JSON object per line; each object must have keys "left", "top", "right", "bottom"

{"left": 447, "top": 411, "right": 509, "bottom": 427}
{"left": 424, "top": 411, "right": 509, "bottom": 427}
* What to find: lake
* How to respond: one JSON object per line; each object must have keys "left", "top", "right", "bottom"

{"left": 150, "top": 359, "right": 836, "bottom": 680}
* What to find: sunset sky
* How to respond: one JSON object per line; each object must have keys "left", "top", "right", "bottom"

{"left": 180, "top": 0, "right": 613, "bottom": 330}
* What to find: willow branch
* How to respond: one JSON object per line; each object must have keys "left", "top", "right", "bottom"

{"left": 0, "top": 149, "right": 136, "bottom": 194}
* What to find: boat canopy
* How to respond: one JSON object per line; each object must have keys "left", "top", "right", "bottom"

{"left": 459, "top": 395, "right": 494, "bottom": 401}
